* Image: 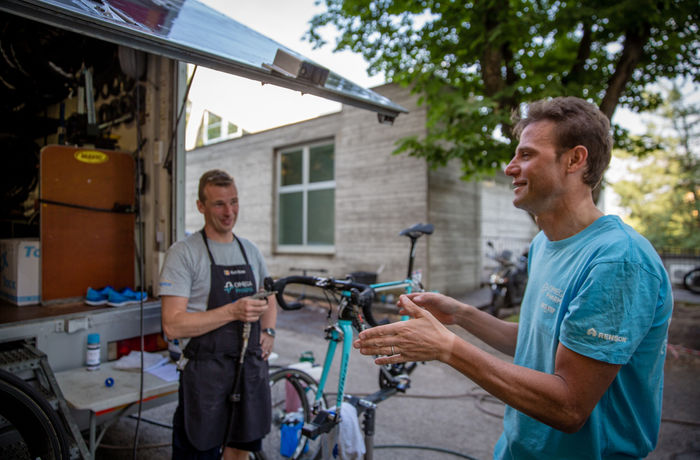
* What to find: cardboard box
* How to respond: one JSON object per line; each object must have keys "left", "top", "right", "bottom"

{"left": 0, "top": 238, "right": 40, "bottom": 306}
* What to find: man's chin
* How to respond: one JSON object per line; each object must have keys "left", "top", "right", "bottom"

{"left": 213, "top": 224, "right": 234, "bottom": 234}
{"left": 511, "top": 197, "right": 529, "bottom": 211}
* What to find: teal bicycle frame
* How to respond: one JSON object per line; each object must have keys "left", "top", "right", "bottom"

{"left": 370, "top": 279, "right": 419, "bottom": 321}
{"left": 314, "top": 318, "right": 354, "bottom": 411}
{"left": 312, "top": 276, "right": 420, "bottom": 412}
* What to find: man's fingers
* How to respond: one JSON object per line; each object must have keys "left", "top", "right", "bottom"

{"left": 357, "top": 321, "right": 400, "bottom": 340}
{"left": 374, "top": 354, "right": 407, "bottom": 365}
{"left": 396, "top": 296, "right": 426, "bottom": 319}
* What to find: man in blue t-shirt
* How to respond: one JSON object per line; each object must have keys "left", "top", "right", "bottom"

{"left": 354, "top": 97, "right": 673, "bottom": 459}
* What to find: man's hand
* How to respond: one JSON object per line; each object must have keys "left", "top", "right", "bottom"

{"left": 402, "top": 292, "right": 460, "bottom": 325}
{"left": 354, "top": 294, "right": 456, "bottom": 365}
{"left": 260, "top": 333, "right": 274, "bottom": 360}
{"left": 229, "top": 296, "right": 269, "bottom": 322}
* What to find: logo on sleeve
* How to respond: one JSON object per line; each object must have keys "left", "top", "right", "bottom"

{"left": 587, "top": 328, "right": 628, "bottom": 343}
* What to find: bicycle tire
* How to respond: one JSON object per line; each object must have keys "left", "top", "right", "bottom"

{"left": 684, "top": 268, "right": 700, "bottom": 294}
{"left": 0, "top": 369, "right": 70, "bottom": 460}
{"left": 257, "top": 368, "right": 328, "bottom": 460}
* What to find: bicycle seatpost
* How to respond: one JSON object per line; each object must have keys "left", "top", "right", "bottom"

{"left": 406, "top": 236, "right": 418, "bottom": 280}
{"left": 399, "top": 223, "right": 434, "bottom": 280}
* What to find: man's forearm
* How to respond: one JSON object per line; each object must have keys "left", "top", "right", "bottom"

{"left": 445, "top": 339, "right": 579, "bottom": 432}
{"left": 260, "top": 299, "right": 277, "bottom": 330}
{"left": 454, "top": 303, "right": 518, "bottom": 356}
{"left": 163, "top": 305, "right": 236, "bottom": 340}
{"left": 443, "top": 338, "right": 621, "bottom": 433}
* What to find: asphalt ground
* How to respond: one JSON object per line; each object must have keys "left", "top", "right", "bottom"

{"left": 94, "top": 287, "right": 700, "bottom": 459}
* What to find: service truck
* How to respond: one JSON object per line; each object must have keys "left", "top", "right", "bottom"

{"left": 0, "top": 1, "right": 405, "bottom": 458}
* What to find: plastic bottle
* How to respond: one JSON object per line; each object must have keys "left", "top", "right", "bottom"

{"left": 289, "top": 352, "right": 322, "bottom": 382}
{"left": 86, "top": 333, "right": 101, "bottom": 371}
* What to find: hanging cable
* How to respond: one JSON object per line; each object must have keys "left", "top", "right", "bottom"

{"left": 162, "top": 64, "right": 197, "bottom": 172}
{"left": 132, "top": 72, "right": 147, "bottom": 460}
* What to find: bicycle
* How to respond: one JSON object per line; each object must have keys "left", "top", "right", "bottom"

{"left": 684, "top": 266, "right": 700, "bottom": 294}
{"left": 288, "top": 267, "right": 329, "bottom": 304}
{"left": 258, "top": 223, "right": 433, "bottom": 460}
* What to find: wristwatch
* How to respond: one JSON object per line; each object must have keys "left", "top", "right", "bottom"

{"left": 263, "top": 328, "right": 276, "bottom": 338}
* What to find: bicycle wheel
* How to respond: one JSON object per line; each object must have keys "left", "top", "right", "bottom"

{"left": 684, "top": 268, "right": 700, "bottom": 294}
{"left": 258, "top": 368, "right": 327, "bottom": 460}
{"left": 0, "top": 369, "right": 70, "bottom": 460}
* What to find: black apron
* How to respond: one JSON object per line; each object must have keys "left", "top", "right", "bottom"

{"left": 180, "top": 230, "right": 271, "bottom": 451}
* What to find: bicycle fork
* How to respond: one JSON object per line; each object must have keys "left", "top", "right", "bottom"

{"left": 302, "top": 319, "right": 353, "bottom": 438}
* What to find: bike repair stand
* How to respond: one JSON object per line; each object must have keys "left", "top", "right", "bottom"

{"left": 344, "top": 367, "right": 412, "bottom": 460}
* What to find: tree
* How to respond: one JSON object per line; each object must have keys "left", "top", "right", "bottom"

{"left": 611, "top": 84, "right": 699, "bottom": 249}
{"left": 306, "top": 0, "right": 699, "bottom": 180}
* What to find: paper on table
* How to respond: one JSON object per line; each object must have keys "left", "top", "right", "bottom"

{"left": 113, "top": 350, "right": 169, "bottom": 371}
{"left": 146, "top": 362, "right": 179, "bottom": 382}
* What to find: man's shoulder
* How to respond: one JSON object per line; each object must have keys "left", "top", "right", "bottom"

{"left": 235, "top": 235, "right": 263, "bottom": 255}
{"left": 583, "top": 216, "right": 668, "bottom": 284}
{"left": 163, "top": 233, "right": 207, "bottom": 266}
{"left": 168, "top": 232, "right": 205, "bottom": 252}
{"left": 595, "top": 216, "right": 657, "bottom": 257}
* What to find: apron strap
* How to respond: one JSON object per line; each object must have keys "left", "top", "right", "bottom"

{"left": 200, "top": 229, "right": 253, "bottom": 268}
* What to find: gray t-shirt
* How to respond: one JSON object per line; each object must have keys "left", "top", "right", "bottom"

{"left": 159, "top": 231, "right": 270, "bottom": 312}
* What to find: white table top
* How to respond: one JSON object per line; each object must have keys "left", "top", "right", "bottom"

{"left": 55, "top": 358, "right": 178, "bottom": 414}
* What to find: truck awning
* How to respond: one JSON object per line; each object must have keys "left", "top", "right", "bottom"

{"left": 0, "top": 0, "right": 407, "bottom": 121}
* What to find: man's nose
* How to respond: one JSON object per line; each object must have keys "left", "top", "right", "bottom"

{"left": 504, "top": 157, "right": 518, "bottom": 176}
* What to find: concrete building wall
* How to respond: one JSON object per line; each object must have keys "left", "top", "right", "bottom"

{"left": 428, "top": 163, "right": 482, "bottom": 296}
{"left": 480, "top": 172, "right": 539, "bottom": 281}
{"left": 332, "top": 84, "right": 429, "bottom": 285}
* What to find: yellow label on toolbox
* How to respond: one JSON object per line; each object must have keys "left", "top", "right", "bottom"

{"left": 74, "top": 150, "right": 109, "bottom": 164}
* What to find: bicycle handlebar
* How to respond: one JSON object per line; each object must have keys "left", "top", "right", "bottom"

{"left": 263, "top": 276, "right": 379, "bottom": 327}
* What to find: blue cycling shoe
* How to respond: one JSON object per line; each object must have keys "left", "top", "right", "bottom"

{"left": 107, "top": 287, "right": 147, "bottom": 307}
{"left": 85, "top": 286, "right": 118, "bottom": 305}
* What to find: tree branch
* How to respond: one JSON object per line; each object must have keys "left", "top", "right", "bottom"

{"left": 563, "top": 20, "right": 592, "bottom": 86}
{"left": 599, "top": 24, "right": 650, "bottom": 119}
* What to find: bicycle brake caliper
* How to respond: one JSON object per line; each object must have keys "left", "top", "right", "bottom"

{"left": 324, "top": 324, "right": 343, "bottom": 342}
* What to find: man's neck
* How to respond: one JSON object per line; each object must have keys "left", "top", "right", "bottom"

{"left": 537, "top": 199, "right": 603, "bottom": 242}
{"left": 204, "top": 226, "right": 234, "bottom": 243}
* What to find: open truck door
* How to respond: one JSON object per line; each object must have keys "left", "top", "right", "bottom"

{"left": 0, "top": 1, "right": 406, "bottom": 458}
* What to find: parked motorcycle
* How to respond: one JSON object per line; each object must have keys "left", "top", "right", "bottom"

{"left": 684, "top": 266, "right": 700, "bottom": 294}
{"left": 485, "top": 241, "right": 528, "bottom": 317}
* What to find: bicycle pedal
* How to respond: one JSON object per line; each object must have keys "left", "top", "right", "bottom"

{"left": 302, "top": 409, "right": 338, "bottom": 438}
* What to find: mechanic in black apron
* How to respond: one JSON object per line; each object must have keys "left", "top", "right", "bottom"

{"left": 172, "top": 230, "right": 271, "bottom": 459}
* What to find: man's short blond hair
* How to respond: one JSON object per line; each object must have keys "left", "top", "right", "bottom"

{"left": 198, "top": 169, "right": 234, "bottom": 203}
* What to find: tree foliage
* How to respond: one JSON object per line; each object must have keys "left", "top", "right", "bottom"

{"left": 611, "top": 85, "right": 700, "bottom": 249}
{"left": 306, "top": 0, "right": 699, "bottom": 179}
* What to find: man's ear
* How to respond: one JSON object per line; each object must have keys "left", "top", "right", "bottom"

{"left": 196, "top": 199, "right": 205, "bottom": 214}
{"left": 565, "top": 145, "right": 588, "bottom": 174}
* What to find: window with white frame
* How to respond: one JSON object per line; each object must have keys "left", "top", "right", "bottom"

{"left": 277, "top": 141, "right": 335, "bottom": 252}
{"left": 202, "top": 110, "right": 242, "bottom": 146}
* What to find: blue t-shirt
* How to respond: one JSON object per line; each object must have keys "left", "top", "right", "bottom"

{"left": 494, "top": 215, "right": 673, "bottom": 460}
